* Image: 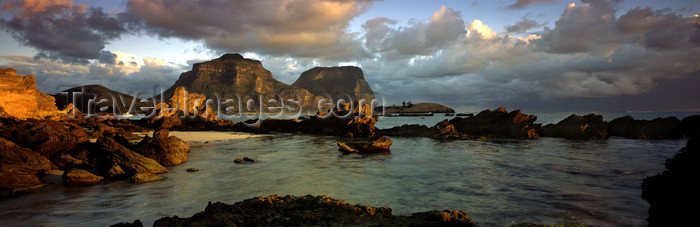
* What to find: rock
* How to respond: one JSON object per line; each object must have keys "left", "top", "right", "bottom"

{"left": 1, "top": 119, "right": 90, "bottom": 159}
{"left": 0, "top": 68, "right": 63, "bottom": 119}
{"left": 137, "top": 194, "right": 473, "bottom": 226}
{"left": 379, "top": 124, "right": 434, "bottom": 137}
{"left": 540, "top": 114, "right": 608, "bottom": 139}
{"left": 292, "top": 66, "right": 375, "bottom": 102}
{"left": 642, "top": 137, "right": 700, "bottom": 225}
{"left": 186, "top": 168, "right": 199, "bottom": 172}
{"left": 234, "top": 157, "right": 255, "bottom": 164}
{"left": 337, "top": 136, "right": 393, "bottom": 154}
{"left": 0, "top": 138, "right": 52, "bottom": 189}
{"left": 136, "top": 129, "right": 190, "bottom": 166}
{"left": 144, "top": 114, "right": 182, "bottom": 130}
{"left": 99, "top": 137, "right": 168, "bottom": 175}
{"left": 110, "top": 220, "right": 144, "bottom": 227}
{"left": 41, "top": 170, "right": 64, "bottom": 184}
{"left": 608, "top": 116, "right": 681, "bottom": 139}
{"left": 62, "top": 168, "right": 103, "bottom": 186}
{"left": 129, "top": 173, "right": 163, "bottom": 183}
{"left": 449, "top": 107, "right": 540, "bottom": 139}
{"left": 160, "top": 54, "right": 326, "bottom": 113}
{"left": 680, "top": 115, "right": 700, "bottom": 137}
{"left": 108, "top": 164, "right": 128, "bottom": 179}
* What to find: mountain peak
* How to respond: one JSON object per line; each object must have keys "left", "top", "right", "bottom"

{"left": 217, "top": 53, "right": 245, "bottom": 61}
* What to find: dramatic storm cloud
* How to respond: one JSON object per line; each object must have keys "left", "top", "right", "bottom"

{"left": 0, "top": 0, "right": 127, "bottom": 64}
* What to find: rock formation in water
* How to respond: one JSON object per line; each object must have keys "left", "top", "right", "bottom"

{"left": 162, "top": 54, "right": 324, "bottom": 113}
{"left": 607, "top": 116, "right": 682, "bottom": 139}
{"left": 540, "top": 114, "right": 608, "bottom": 139}
{"left": 136, "top": 129, "right": 190, "bottom": 166}
{"left": 0, "top": 68, "right": 62, "bottom": 119}
{"left": 642, "top": 137, "right": 700, "bottom": 225}
{"left": 113, "top": 194, "right": 473, "bottom": 226}
{"left": 337, "top": 136, "right": 393, "bottom": 154}
{"left": 292, "top": 66, "right": 375, "bottom": 102}
{"left": 381, "top": 102, "right": 455, "bottom": 113}
{"left": 53, "top": 84, "right": 149, "bottom": 116}
{"left": 449, "top": 107, "right": 540, "bottom": 139}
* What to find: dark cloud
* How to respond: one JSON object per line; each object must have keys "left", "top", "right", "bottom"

{"left": 508, "top": 0, "right": 555, "bottom": 9}
{"left": 125, "top": 0, "right": 376, "bottom": 60}
{"left": 0, "top": 0, "right": 127, "bottom": 64}
{"left": 504, "top": 18, "right": 544, "bottom": 34}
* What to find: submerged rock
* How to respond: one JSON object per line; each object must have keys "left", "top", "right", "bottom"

{"left": 136, "top": 129, "right": 190, "bottom": 166}
{"left": 540, "top": 114, "right": 608, "bottom": 139}
{"left": 186, "top": 168, "right": 199, "bottom": 172}
{"left": 115, "top": 194, "right": 473, "bottom": 226}
{"left": 129, "top": 173, "right": 163, "bottom": 183}
{"left": 234, "top": 157, "right": 256, "bottom": 164}
{"left": 642, "top": 137, "right": 700, "bottom": 225}
{"left": 337, "top": 136, "right": 393, "bottom": 154}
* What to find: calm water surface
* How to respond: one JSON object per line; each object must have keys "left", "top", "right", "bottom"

{"left": 0, "top": 112, "right": 694, "bottom": 226}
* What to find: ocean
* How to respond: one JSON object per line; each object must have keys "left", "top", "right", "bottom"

{"left": 0, "top": 112, "right": 697, "bottom": 226}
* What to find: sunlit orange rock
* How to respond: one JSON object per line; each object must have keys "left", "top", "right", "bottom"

{"left": 0, "top": 68, "right": 62, "bottom": 119}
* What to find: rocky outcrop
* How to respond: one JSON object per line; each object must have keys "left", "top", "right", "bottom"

{"left": 680, "top": 115, "right": 700, "bottom": 137}
{"left": 540, "top": 114, "right": 608, "bottom": 139}
{"left": 115, "top": 194, "right": 473, "bottom": 226}
{"left": 162, "top": 54, "right": 324, "bottom": 112}
{"left": 448, "top": 107, "right": 540, "bottom": 139}
{"left": 642, "top": 137, "right": 700, "bottom": 225}
{"left": 1, "top": 119, "right": 90, "bottom": 159}
{"left": 337, "top": 136, "right": 393, "bottom": 154}
{"left": 382, "top": 102, "right": 455, "bottom": 113}
{"left": 0, "top": 138, "right": 51, "bottom": 189}
{"left": 379, "top": 120, "right": 487, "bottom": 140}
{"left": 62, "top": 168, "right": 103, "bottom": 186}
{"left": 136, "top": 130, "right": 190, "bottom": 166}
{"left": 608, "top": 116, "right": 681, "bottom": 139}
{"left": 0, "top": 68, "right": 62, "bottom": 119}
{"left": 292, "top": 66, "right": 375, "bottom": 102}
{"left": 99, "top": 137, "right": 168, "bottom": 175}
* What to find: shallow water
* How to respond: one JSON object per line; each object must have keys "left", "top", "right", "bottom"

{"left": 0, "top": 133, "right": 686, "bottom": 226}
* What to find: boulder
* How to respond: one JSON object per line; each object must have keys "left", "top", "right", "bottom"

{"left": 540, "top": 114, "right": 608, "bottom": 139}
{"left": 608, "top": 116, "right": 681, "bottom": 139}
{"left": 136, "top": 129, "right": 190, "bottom": 166}
{"left": 129, "top": 173, "right": 163, "bottom": 183}
{"left": 642, "top": 137, "right": 700, "bottom": 225}
{"left": 448, "top": 107, "right": 540, "bottom": 139}
{"left": 125, "top": 194, "right": 474, "bottom": 226}
{"left": 680, "top": 115, "right": 700, "bottom": 137}
{"left": 62, "top": 168, "right": 103, "bottom": 186}
{"left": 234, "top": 157, "right": 256, "bottom": 164}
{"left": 0, "top": 138, "right": 51, "bottom": 189}
{"left": 99, "top": 137, "right": 168, "bottom": 175}
{"left": 1, "top": 119, "right": 90, "bottom": 159}
{"left": 337, "top": 136, "right": 392, "bottom": 154}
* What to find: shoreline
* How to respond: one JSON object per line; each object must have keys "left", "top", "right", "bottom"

{"left": 134, "top": 131, "right": 262, "bottom": 143}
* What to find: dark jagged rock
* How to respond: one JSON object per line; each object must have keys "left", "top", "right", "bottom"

{"left": 379, "top": 124, "right": 435, "bottom": 137}
{"left": 62, "top": 168, "right": 103, "bottom": 186}
{"left": 234, "top": 157, "right": 255, "bottom": 164}
{"left": 680, "top": 115, "right": 700, "bottom": 137}
{"left": 642, "top": 137, "right": 700, "bottom": 225}
{"left": 540, "top": 114, "right": 608, "bottom": 139}
{"left": 292, "top": 66, "right": 375, "bottom": 102}
{"left": 0, "top": 119, "right": 90, "bottom": 159}
{"left": 0, "top": 138, "right": 51, "bottom": 189}
{"left": 337, "top": 136, "right": 393, "bottom": 154}
{"left": 379, "top": 120, "right": 488, "bottom": 140}
{"left": 186, "top": 168, "right": 199, "bottom": 172}
{"left": 118, "top": 194, "right": 473, "bottom": 226}
{"left": 99, "top": 137, "right": 168, "bottom": 176}
{"left": 136, "top": 130, "right": 190, "bottom": 166}
{"left": 608, "top": 116, "right": 681, "bottom": 139}
{"left": 448, "top": 107, "right": 540, "bottom": 139}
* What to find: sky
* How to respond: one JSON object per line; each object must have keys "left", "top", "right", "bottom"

{"left": 1, "top": 0, "right": 699, "bottom": 112}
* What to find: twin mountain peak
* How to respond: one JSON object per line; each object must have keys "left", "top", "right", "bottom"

{"left": 58, "top": 53, "right": 376, "bottom": 112}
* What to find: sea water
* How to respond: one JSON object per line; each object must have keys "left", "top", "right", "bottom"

{"left": 0, "top": 112, "right": 696, "bottom": 226}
